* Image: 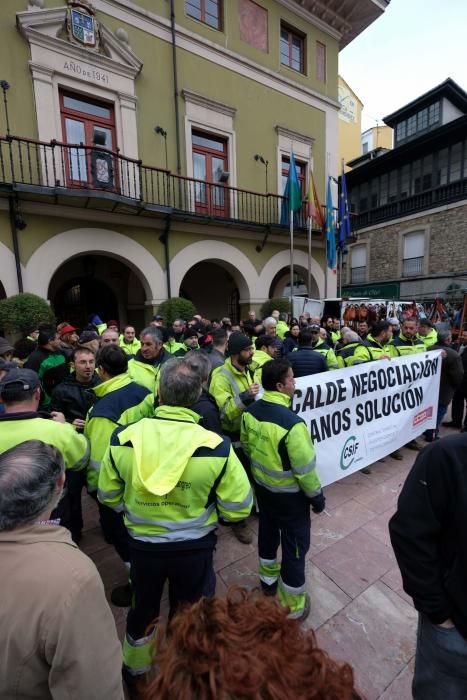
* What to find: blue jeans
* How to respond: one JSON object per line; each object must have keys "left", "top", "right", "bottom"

{"left": 413, "top": 614, "right": 467, "bottom": 699}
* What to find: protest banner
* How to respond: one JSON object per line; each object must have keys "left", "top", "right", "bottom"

{"left": 292, "top": 351, "right": 442, "bottom": 487}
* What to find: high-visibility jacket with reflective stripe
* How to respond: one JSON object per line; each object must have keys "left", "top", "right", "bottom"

{"left": 388, "top": 334, "right": 425, "bottom": 358}
{"left": 98, "top": 406, "right": 253, "bottom": 548}
{"left": 312, "top": 338, "right": 339, "bottom": 370}
{"left": 337, "top": 342, "right": 372, "bottom": 368}
{"left": 417, "top": 329, "right": 438, "bottom": 348}
{"left": 127, "top": 349, "right": 171, "bottom": 393}
{"left": 119, "top": 336, "right": 141, "bottom": 356}
{"left": 209, "top": 357, "right": 254, "bottom": 436}
{"left": 84, "top": 373, "right": 154, "bottom": 492}
{"left": 241, "top": 391, "right": 322, "bottom": 520}
{"left": 330, "top": 330, "right": 341, "bottom": 345}
{"left": 163, "top": 339, "right": 185, "bottom": 355}
{"left": 251, "top": 350, "right": 273, "bottom": 383}
{"left": 0, "top": 412, "right": 89, "bottom": 471}
{"left": 363, "top": 334, "right": 392, "bottom": 361}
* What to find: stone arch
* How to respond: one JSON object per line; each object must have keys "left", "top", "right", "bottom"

{"left": 0, "top": 241, "right": 24, "bottom": 297}
{"left": 258, "top": 249, "right": 324, "bottom": 300}
{"left": 23, "top": 228, "right": 166, "bottom": 302}
{"left": 170, "top": 240, "right": 259, "bottom": 301}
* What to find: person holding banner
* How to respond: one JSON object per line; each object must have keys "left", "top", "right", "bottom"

{"left": 336, "top": 330, "right": 372, "bottom": 368}
{"left": 240, "top": 359, "right": 325, "bottom": 622}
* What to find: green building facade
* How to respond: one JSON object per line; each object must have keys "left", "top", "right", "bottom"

{"left": 0, "top": 0, "right": 387, "bottom": 326}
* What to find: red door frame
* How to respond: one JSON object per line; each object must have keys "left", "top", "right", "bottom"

{"left": 192, "top": 130, "right": 229, "bottom": 217}
{"left": 59, "top": 91, "right": 118, "bottom": 189}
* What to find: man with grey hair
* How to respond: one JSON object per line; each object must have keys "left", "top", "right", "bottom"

{"left": 127, "top": 325, "right": 171, "bottom": 392}
{"left": 263, "top": 316, "right": 284, "bottom": 357}
{"left": 0, "top": 440, "right": 123, "bottom": 699}
{"left": 98, "top": 357, "right": 252, "bottom": 688}
{"left": 336, "top": 329, "right": 372, "bottom": 368}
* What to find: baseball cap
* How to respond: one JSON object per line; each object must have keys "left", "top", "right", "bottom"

{"left": 309, "top": 324, "right": 321, "bottom": 332}
{"left": 107, "top": 320, "right": 119, "bottom": 328}
{"left": 388, "top": 318, "right": 400, "bottom": 326}
{"left": 59, "top": 324, "right": 77, "bottom": 337}
{"left": 152, "top": 315, "right": 163, "bottom": 321}
{"left": 79, "top": 330, "right": 100, "bottom": 344}
{"left": 0, "top": 368, "right": 40, "bottom": 392}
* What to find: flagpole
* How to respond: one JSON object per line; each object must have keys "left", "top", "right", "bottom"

{"left": 307, "top": 214, "right": 312, "bottom": 299}
{"left": 289, "top": 203, "right": 294, "bottom": 313}
{"left": 339, "top": 245, "right": 343, "bottom": 297}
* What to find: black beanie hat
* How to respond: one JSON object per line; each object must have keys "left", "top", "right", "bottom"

{"left": 228, "top": 332, "right": 252, "bottom": 355}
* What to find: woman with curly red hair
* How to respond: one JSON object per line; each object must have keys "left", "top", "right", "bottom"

{"left": 142, "top": 588, "right": 362, "bottom": 700}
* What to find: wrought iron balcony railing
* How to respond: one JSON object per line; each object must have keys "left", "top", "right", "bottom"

{"left": 0, "top": 135, "right": 318, "bottom": 230}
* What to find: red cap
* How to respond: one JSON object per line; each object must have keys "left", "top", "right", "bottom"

{"left": 107, "top": 320, "right": 119, "bottom": 328}
{"left": 59, "top": 324, "right": 77, "bottom": 337}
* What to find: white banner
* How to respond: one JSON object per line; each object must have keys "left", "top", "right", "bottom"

{"left": 291, "top": 352, "right": 442, "bottom": 487}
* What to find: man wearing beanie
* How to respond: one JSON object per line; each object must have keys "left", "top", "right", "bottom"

{"left": 174, "top": 328, "right": 200, "bottom": 356}
{"left": 25, "top": 325, "right": 68, "bottom": 408}
{"left": 210, "top": 331, "right": 260, "bottom": 544}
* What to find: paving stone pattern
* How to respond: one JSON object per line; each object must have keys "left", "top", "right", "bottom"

{"left": 79, "top": 426, "right": 458, "bottom": 699}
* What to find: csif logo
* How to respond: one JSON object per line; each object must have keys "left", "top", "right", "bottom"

{"left": 340, "top": 436, "right": 360, "bottom": 470}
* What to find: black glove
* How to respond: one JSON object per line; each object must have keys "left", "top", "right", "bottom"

{"left": 239, "top": 390, "right": 255, "bottom": 406}
{"left": 310, "top": 492, "right": 325, "bottom": 514}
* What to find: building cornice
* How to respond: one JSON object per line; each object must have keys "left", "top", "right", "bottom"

{"left": 91, "top": 0, "right": 340, "bottom": 113}
{"left": 182, "top": 90, "right": 237, "bottom": 118}
{"left": 275, "top": 125, "right": 315, "bottom": 147}
{"left": 274, "top": 0, "right": 343, "bottom": 40}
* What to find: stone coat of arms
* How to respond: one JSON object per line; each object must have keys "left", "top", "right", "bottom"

{"left": 66, "top": 2, "right": 100, "bottom": 50}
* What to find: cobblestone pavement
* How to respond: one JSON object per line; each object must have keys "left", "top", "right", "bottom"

{"left": 80, "top": 425, "right": 459, "bottom": 700}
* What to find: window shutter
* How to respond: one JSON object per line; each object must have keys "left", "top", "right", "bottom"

{"left": 403, "top": 232, "right": 424, "bottom": 259}
{"left": 351, "top": 245, "right": 366, "bottom": 268}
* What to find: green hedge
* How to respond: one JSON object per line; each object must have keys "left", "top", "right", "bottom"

{"left": 0, "top": 293, "right": 55, "bottom": 336}
{"left": 260, "top": 297, "right": 291, "bottom": 319}
{"left": 156, "top": 297, "right": 196, "bottom": 326}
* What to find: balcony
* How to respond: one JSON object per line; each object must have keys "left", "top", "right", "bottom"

{"left": 351, "top": 178, "right": 467, "bottom": 230}
{"left": 0, "top": 136, "right": 319, "bottom": 232}
{"left": 402, "top": 256, "right": 424, "bottom": 277}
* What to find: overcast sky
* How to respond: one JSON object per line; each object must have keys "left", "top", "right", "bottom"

{"left": 339, "top": 0, "right": 467, "bottom": 131}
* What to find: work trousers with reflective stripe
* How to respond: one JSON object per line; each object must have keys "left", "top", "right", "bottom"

{"left": 123, "top": 545, "right": 216, "bottom": 682}
{"left": 90, "top": 493, "right": 130, "bottom": 563}
{"left": 258, "top": 508, "right": 310, "bottom": 617}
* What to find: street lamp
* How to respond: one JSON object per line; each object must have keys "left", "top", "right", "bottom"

{"left": 1, "top": 80, "right": 11, "bottom": 137}
{"left": 154, "top": 125, "right": 168, "bottom": 170}
{"left": 254, "top": 153, "right": 269, "bottom": 193}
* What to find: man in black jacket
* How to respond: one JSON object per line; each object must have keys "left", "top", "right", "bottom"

{"left": 288, "top": 328, "right": 327, "bottom": 378}
{"left": 184, "top": 351, "right": 222, "bottom": 435}
{"left": 49, "top": 346, "right": 101, "bottom": 542}
{"left": 389, "top": 434, "right": 467, "bottom": 699}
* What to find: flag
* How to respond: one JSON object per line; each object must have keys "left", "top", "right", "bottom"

{"left": 280, "top": 151, "right": 302, "bottom": 225}
{"left": 325, "top": 177, "right": 336, "bottom": 269}
{"left": 338, "top": 162, "right": 351, "bottom": 250}
{"left": 308, "top": 169, "right": 326, "bottom": 236}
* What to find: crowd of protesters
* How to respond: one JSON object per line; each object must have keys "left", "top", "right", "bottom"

{"left": 0, "top": 304, "right": 466, "bottom": 699}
